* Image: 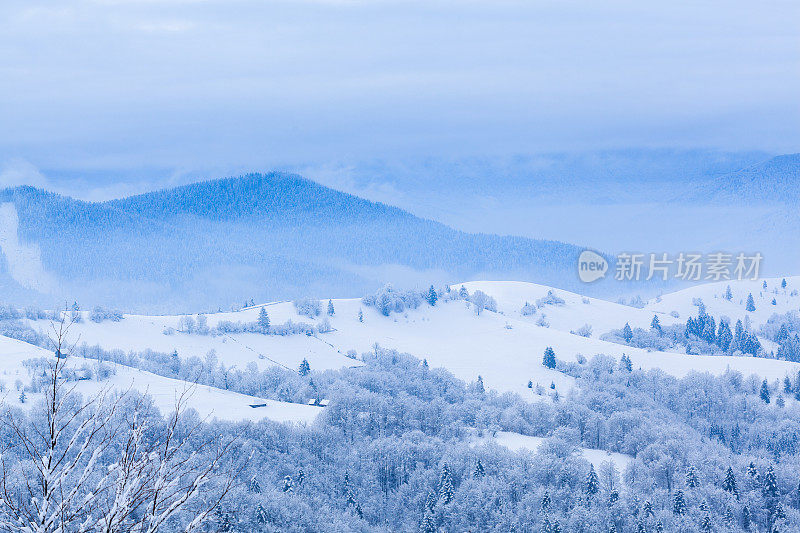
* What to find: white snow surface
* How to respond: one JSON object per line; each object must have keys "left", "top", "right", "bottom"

{"left": 471, "top": 430, "right": 633, "bottom": 471}
{"left": 0, "top": 335, "right": 320, "bottom": 424}
{"left": 24, "top": 278, "right": 799, "bottom": 402}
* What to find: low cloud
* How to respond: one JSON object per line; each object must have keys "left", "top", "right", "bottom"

{"left": 0, "top": 159, "right": 50, "bottom": 190}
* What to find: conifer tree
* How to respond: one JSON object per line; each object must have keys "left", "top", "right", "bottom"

{"left": 541, "top": 491, "right": 550, "bottom": 510}
{"left": 542, "top": 346, "right": 557, "bottom": 369}
{"left": 299, "top": 358, "right": 311, "bottom": 376}
{"left": 747, "top": 462, "right": 759, "bottom": 482}
{"left": 722, "top": 466, "right": 738, "bottom": 497}
{"left": 620, "top": 354, "right": 632, "bottom": 372}
{"left": 725, "top": 285, "right": 733, "bottom": 300}
{"left": 760, "top": 379, "right": 771, "bottom": 404}
{"left": 763, "top": 465, "right": 778, "bottom": 498}
{"left": 327, "top": 299, "right": 335, "bottom": 316}
{"left": 650, "top": 314, "right": 662, "bottom": 334}
{"left": 420, "top": 511, "right": 436, "bottom": 533}
{"left": 586, "top": 465, "right": 600, "bottom": 495}
{"left": 672, "top": 490, "right": 686, "bottom": 515}
{"left": 475, "top": 375, "right": 485, "bottom": 394}
{"left": 426, "top": 285, "right": 438, "bottom": 306}
{"left": 700, "top": 514, "right": 712, "bottom": 533}
{"left": 257, "top": 307, "right": 270, "bottom": 333}
{"left": 686, "top": 466, "right": 698, "bottom": 488}
{"left": 643, "top": 500, "right": 653, "bottom": 517}
{"left": 438, "top": 464, "right": 454, "bottom": 504}
{"left": 358, "top": 309, "right": 364, "bottom": 322}
{"left": 459, "top": 286, "right": 469, "bottom": 299}
{"left": 622, "top": 322, "right": 633, "bottom": 343}
{"left": 473, "top": 460, "right": 485, "bottom": 479}
{"left": 746, "top": 293, "right": 756, "bottom": 312}
{"left": 742, "top": 505, "right": 751, "bottom": 530}
{"left": 782, "top": 278, "right": 787, "bottom": 289}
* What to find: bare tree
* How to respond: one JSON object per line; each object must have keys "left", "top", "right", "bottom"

{"left": 0, "top": 307, "right": 236, "bottom": 532}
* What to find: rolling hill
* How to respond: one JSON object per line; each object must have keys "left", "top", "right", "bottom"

{"left": 0, "top": 173, "right": 590, "bottom": 312}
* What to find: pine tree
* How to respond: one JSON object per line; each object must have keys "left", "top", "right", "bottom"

{"left": 746, "top": 293, "right": 756, "bottom": 312}
{"left": 742, "top": 505, "right": 751, "bottom": 530}
{"left": 424, "top": 490, "right": 437, "bottom": 512}
{"left": 777, "top": 395, "right": 785, "bottom": 408}
{"left": 255, "top": 504, "right": 269, "bottom": 524}
{"left": 248, "top": 476, "right": 261, "bottom": 493}
{"left": 608, "top": 489, "right": 619, "bottom": 505}
{"left": 459, "top": 285, "right": 469, "bottom": 299}
{"left": 358, "top": 309, "right": 364, "bottom": 322}
{"left": 763, "top": 465, "right": 778, "bottom": 498}
{"left": 438, "top": 464, "right": 454, "bottom": 504}
{"left": 686, "top": 466, "right": 699, "bottom": 488}
{"left": 650, "top": 314, "right": 662, "bottom": 334}
{"left": 475, "top": 375, "right": 485, "bottom": 394}
{"left": 257, "top": 307, "right": 270, "bottom": 333}
{"left": 643, "top": 500, "right": 654, "bottom": 517}
{"left": 422, "top": 359, "right": 429, "bottom": 371}
{"left": 700, "top": 514, "right": 712, "bottom": 533}
{"left": 760, "top": 379, "right": 771, "bottom": 404}
{"left": 299, "top": 358, "right": 311, "bottom": 376}
{"left": 622, "top": 322, "right": 633, "bottom": 343}
{"left": 541, "top": 491, "right": 550, "bottom": 510}
{"left": 725, "top": 285, "right": 733, "bottom": 300}
{"left": 782, "top": 278, "right": 788, "bottom": 289}
{"left": 426, "top": 285, "right": 438, "bottom": 306}
{"left": 747, "top": 462, "right": 759, "bottom": 482}
{"left": 620, "top": 354, "right": 632, "bottom": 372}
{"left": 722, "top": 466, "right": 738, "bottom": 497}
{"left": 473, "top": 460, "right": 485, "bottom": 478}
{"left": 724, "top": 506, "right": 734, "bottom": 525}
{"left": 18, "top": 390, "right": 26, "bottom": 404}
{"left": 586, "top": 465, "right": 600, "bottom": 495}
{"left": 420, "top": 511, "right": 436, "bottom": 533}
{"left": 542, "top": 346, "right": 557, "bottom": 369}
{"left": 327, "top": 299, "right": 335, "bottom": 316}
{"left": 672, "top": 490, "right": 686, "bottom": 515}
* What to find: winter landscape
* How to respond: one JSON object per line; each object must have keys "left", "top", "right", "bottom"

{"left": 2, "top": 1, "right": 800, "bottom": 532}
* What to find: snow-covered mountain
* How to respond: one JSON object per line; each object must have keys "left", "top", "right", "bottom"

{"left": 0, "top": 174, "right": 588, "bottom": 312}
{"left": 11, "top": 277, "right": 798, "bottom": 418}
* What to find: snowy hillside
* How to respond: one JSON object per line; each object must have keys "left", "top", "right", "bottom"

{"left": 0, "top": 335, "right": 320, "bottom": 424}
{"left": 29, "top": 278, "right": 800, "bottom": 402}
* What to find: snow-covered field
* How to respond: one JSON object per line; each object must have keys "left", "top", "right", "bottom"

{"left": 0, "top": 335, "right": 321, "bottom": 424}
{"left": 23, "top": 277, "right": 800, "bottom": 402}
{"left": 471, "top": 430, "right": 633, "bottom": 472}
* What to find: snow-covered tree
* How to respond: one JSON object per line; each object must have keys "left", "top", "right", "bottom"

{"left": 426, "top": 285, "right": 438, "bottom": 306}
{"left": 542, "top": 347, "right": 557, "bottom": 369}
{"left": 438, "top": 464, "right": 454, "bottom": 504}
{"left": 746, "top": 293, "right": 756, "bottom": 312}
{"left": 257, "top": 307, "right": 270, "bottom": 333}
{"left": 722, "top": 466, "right": 738, "bottom": 497}
{"left": 760, "top": 379, "right": 771, "bottom": 404}
{"left": 622, "top": 323, "right": 633, "bottom": 343}
{"left": 299, "top": 358, "right": 311, "bottom": 376}
{"left": 586, "top": 465, "right": 599, "bottom": 496}
{"left": 0, "top": 310, "right": 233, "bottom": 533}
{"left": 672, "top": 489, "right": 686, "bottom": 515}
{"left": 327, "top": 300, "right": 335, "bottom": 316}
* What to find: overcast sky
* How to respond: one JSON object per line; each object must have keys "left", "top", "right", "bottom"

{"left": 1, "top": 0, "right": 798, "bottom": 196}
